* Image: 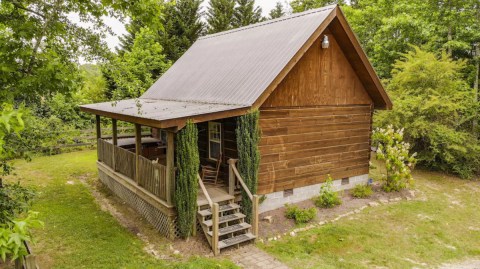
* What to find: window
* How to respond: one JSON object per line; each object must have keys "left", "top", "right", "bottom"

{"left": 208, "top": 122, "right": 222, "bottom": 160}
{"left": 341, "top": 177, "right": 350, "bottom": 185}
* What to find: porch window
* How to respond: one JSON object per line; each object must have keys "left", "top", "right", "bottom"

{"left": 208, "top": 121, "right": 222, "bottom": 160}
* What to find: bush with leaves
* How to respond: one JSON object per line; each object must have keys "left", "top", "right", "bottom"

{"left": 284, "top": 204, "right": 317, "bottom": 224}
{"left": 351, "top": 184, "right": 373, "bottom": 198}
{"left": 236, "top": 110, "right": 261, "bottom": 222}
{"left": 0, "top": 182, "right": 35, "bottom": 224}
{"left": 175, "top": 121, "right": 199, "bottom": 238}
{"left": 0, "top": 211, "right": 43, "bottom": 262}
{"left": 375, "top": 47, "right": 480, "bottom": 178}
{"left": 314, "top": 175, "right": 342, "bottom": 208}
{"left": 373, "top": 125, "right": 417, "bottom": 192}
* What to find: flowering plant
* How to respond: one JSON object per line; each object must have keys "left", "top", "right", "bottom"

{"left": 373, "top": 125, "right": 417, "bottom": 192}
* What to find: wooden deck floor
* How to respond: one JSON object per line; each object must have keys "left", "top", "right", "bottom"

{"left": 197, "top": 185, "right": 234, "bottom": 207}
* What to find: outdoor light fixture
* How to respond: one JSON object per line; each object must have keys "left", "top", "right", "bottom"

{"left": 321, "top": 35, "right": 330, "bottom": 49}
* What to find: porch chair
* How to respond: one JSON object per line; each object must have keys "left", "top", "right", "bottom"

{"left": 201, "top": 153, "right": 222, "bottom": 185}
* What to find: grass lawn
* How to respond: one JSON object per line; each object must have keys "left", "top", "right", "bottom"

{"left": 258, "top": 161, "right": 480, "bottom": 268}
{"left": 7, "top": 150, "right": 238, "bottom": 269}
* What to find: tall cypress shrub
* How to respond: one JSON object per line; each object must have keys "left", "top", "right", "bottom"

{"left": 175, "top": 120, "right": 199, "bottom": 238}
{"left": 235, "top": 110, "right": 261, "bottom": 222}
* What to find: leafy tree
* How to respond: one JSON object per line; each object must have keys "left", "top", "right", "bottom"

{"left": 0, "top": 0, "right": 164, "bottom": 104}
{"left": 107, "top": 27, "right": 171, "bottom": 99}
{"left": 269, "top": 2, "right": 286, "bottom": 19}
{"left": 206, "top": 0, "right": 235, "bottom": 33}
{"left": 290, "top": 0, "right": 344, "bottom": 13}
{"left": 232, "top": 0, "right": 263, "bottom": 27}
{"left": 375, "top": 47, "right": 480, "bottom": 178}
{"left": 175, "top": 121, "right": 199, "bottom": 238}
{"left": 160, "top": 0, "right": 205, "bottom": 62}
{"left": 236, "top": 110, "right": 261, "bottom": 222}
{"left": 78, "top": 64, "right": 108, "bottom": 104}
{"left": 116, "top": 20, "right": 144, "bottom": 56}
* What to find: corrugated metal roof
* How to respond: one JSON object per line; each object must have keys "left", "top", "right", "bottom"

{"left": 141, "top": 5, "right": 336, "bottom": 106}
{"left": 81, "top": 99, "right": 247, "bottom": 122}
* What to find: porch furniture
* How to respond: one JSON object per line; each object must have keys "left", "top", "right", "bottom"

{"left": 201, "top": 153, "right": 222, "bottom": 184}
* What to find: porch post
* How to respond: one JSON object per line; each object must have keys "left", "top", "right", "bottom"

{"left": 165, "top": 131, "right": 175, "bottom": 206}
{"left": 228, "top": 159, "right": 237, "bottom": 196}
{"left": 112, "top": 119, "right": 117, "bottom": 171}
{"left": 135, "top": 124, "right": 141, "bottom": 184}
{"left": 96, "top": 115, "right": 101, "bottom": 161}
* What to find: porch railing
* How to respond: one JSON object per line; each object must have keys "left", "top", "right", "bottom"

{"left": 228, "top": 159, "right": 259, "bottom": 237}
{"left": 98, "top": 138, "right": 168, "bottom": 203}
{"left": 114, "top": 145, "right": 136, "bottom": 179}
{"left": 139, "top": 155, "right": 167, "bottom": 201}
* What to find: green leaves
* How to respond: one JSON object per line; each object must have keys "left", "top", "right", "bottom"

{"left": 236, "top": 110, "right": 261, "bottom": 222}
{"left": 373, "top": 126, "right": 417, "bottom": 192}
{"left": 175, "top": 121, "right": 199, "bottom": 238}
{"left": 375, "top": 47, "right": 480, "bottom": 178}
{"left": 0, "top": 211, "right": 44, "bottom": 262}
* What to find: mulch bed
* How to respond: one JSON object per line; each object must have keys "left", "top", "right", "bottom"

{"left": 258, "top": 182, "right": 412, "bottom": 239}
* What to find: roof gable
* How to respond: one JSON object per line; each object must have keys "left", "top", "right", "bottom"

{"left": 141, "top": 5, "right": 337, "bottom": 106}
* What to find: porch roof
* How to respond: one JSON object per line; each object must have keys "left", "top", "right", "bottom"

{"left": 80, "top": 98, "right": 248, "bottom": 129}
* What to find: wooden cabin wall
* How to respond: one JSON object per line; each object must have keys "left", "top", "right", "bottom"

{"left": 258, "top": 28, "right": 373, "bottom": 194}
{"left": 197, "top": 117, "right": 238, "bottom": 180}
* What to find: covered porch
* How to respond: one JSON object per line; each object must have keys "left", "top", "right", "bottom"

{"left": 94, "top": 114, "right": 242, "bottom": 238}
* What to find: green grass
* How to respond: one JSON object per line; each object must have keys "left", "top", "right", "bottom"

{"left": 259, "top": 163, "right": 480, "bottom": 268}
{"left": 7, "top": 150, "right": 237, "bottom": 269}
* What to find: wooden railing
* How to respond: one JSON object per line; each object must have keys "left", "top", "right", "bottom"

{"left": 15, "top": 241, "right": 38, "bottom": 269}
{"left": 228, "top": 159, "right": 259, "bottom": 237}
{"left": 98, "top": 138, "right": 114, "bottom": 168}
{"left": 98, "top": 138, "right": 170, "bottom": 204}
{"left": 139, "top": 155, "right": 167, "bottom": 201}
{"left": 114, "top": 146, "right": 136, "bottom": 180}
{"left": 198, "top": 174, "right": 220, "bottom": 255}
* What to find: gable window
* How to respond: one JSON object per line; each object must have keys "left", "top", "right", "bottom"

{"left": 208, "top": 122, "right": 222, "bottom": 160}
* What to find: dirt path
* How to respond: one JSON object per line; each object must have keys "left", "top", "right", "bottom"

{"left": 439, "top": 259, "right": 480, "bottom": 269}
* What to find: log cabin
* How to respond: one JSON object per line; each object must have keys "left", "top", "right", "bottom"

{"left": 80, "top": 4, "right": 392, "bottom": 254}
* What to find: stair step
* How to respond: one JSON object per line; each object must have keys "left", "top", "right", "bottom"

{"left": 198, "top": 203, "right": 240, "bottom": 217}
{"left": 218, "top": 233, "right": 256, "bottom": 249}
{"left": 203, "top": 213, "right": 246, "bottom": 227}
{"left": 207, "top": 223, "right": 251, "bottom": 237}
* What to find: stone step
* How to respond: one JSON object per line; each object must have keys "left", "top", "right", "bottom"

{"left": 218, "top": 233, "right": 256, "bottom": 249}
{"left": 207, "top": 223, "right": 251, "bottom": 237}
{"left": 203, "top": 213, "right": 245, "bottom": 227}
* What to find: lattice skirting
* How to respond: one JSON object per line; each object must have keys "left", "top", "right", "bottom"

{"left": 98, "top": 169, "right": 180, "bottom": 238}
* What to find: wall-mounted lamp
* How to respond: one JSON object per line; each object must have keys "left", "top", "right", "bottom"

{"left": 321, "top": 35, "right": 330, "bottom": 49}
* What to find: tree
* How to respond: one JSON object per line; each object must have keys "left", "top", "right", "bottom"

{"left": 0, "top": 0, "right": 164, "bottom": 104}
{"left": 160, "top": 0, "right": 205, "bottom": 62}
{"left": 232, "top": 0, "right": 262, "bottom": 27}
{"left": 236, "top": 110, "right": 261, "bottom": 222}
{"left": 375, "top": 47, "right": 480, "bottom": 178}
{"left": 107, "top": 27, "right": 171, "bottom": 100}
{"left": 269, "top": 2, "right": 285, "bottom": 19}
{"left": 175, "top": 121, "right": 199, "bottom": 238}
{"left": 206, "top": 0, "right": 235, "bottom": 33}
{"left": 290, "top": 0, "right": 344, "bottom": 13}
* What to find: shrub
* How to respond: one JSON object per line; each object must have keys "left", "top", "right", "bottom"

{"left": 351, "top": 184, "right": 373, "bottom": 198}
{"left": 314, "top": 175, "right": 342, "bottom": 208}
{"left": 374, "top": 47, "right": 480, "bottom": 178}
{"left": 236, "top": 110, "right": 261, "bottom": 222}
{"left": 373, "top": 125, "right": 417, "bottom": 192}
{"left": 0, "top": 211, "right": 43, "bottom": 262}
{"left": 175, "top": 120, "right": 199, "bottom": 238}
{"left": 284, "top": 204, "right": 317, "bottom": 224}
{"left": 0, "top": 182, "right": 36, "bottom": 223}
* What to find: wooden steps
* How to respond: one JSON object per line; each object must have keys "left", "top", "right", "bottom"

{"left": 198, "top": 203, "right": 240, "bottom": 217}
{"left": 197, "top": 195, "right": 255, "bottom": 255}
{"left": 207, "top": 223, "right": 251, "bottom": 236}
{"left": 218, "top": 233, "right": 256, "bottom": 249}
{"left": 203, "top": 213, "right": 245, "bottom": 227}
